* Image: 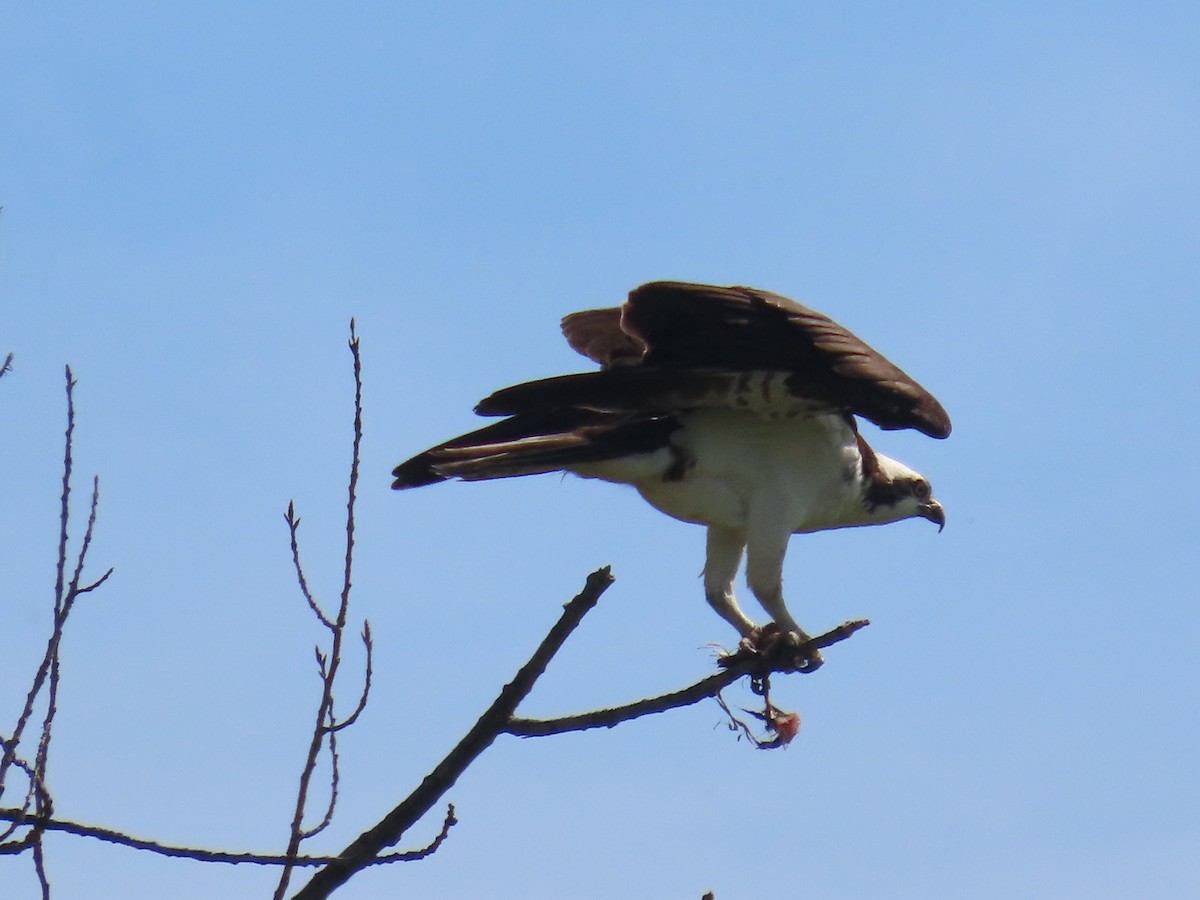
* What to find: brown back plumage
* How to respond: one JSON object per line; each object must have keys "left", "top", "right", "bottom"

{"left": 522, "top": 281, "right": 949, "bottom": 438}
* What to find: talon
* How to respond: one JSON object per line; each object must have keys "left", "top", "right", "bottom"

{"left": 787, "top": 629, "right": 824, "bottom": 672}
{"left": 795, "top": 647, "right": 824, "bottom": 673}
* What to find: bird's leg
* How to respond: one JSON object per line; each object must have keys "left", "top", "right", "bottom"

{"left": 703, "top": 525, "right": 758, "bottom": 639}
{"left": 744, "top": 518, "right": 823, "bottom": 670}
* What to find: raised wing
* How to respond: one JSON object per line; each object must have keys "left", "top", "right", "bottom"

{"left": 509, "top": 281, "right": 951, "bottom": 438}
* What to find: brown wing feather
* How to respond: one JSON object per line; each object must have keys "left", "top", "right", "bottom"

{"left": 560, "top": 308, "right": 645, "bottom": 367}
{"left": 618, "top": 282, "right": 951, "bottom": 438}
{"left": 394, "top": 280, "right": 949, "bottom": 491}
{"left": 391, "top": 408, "right": 677, "bottom": 488}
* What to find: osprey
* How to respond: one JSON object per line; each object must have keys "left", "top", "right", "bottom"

{"left": 393, "top": 282, "right": 950, "bottom": 665}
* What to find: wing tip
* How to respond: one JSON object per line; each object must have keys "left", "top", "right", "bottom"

{"left": 391, "top": 456, "right": 449, "bottom": 489}
{"left": 473, "top": 394, "right": 507, "bottom": 416}
{"left": 923, "top": 400, "right": 953, "bottom": 439}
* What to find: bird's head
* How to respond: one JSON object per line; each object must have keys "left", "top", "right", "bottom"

{"left": 860, "top": 453, "right": 945, "bottom": 531}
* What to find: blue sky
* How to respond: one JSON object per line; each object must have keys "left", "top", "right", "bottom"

{"left": 3, "top": 3, "right": 1199, "bottom": 898}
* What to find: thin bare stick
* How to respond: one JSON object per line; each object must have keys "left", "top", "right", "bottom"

{"left": 2, "top": 371, "right": 109, "bottom": 797}
{"left": 275, "top": 322, "right": 369, "bottom": 900}
{"left": 0, "top": 804, "right": 457, "bottom": 867}
{"left": 77, "top": 568, "right": 114, "bottom": 595}
{"left": 0, "top": 755, "right": 51, "bottom": 850}
{"left": 32, "top": 474, "right": 104, "bottom": 820}
{"left": 292, "top": 566, "right": 615, "bottom": 900}
{"left": 338, "top": 319, "right": 362, "bottom": 633}
{"left": 506, "top": 619, "right": 870, "bottom": 738}
{"left": 330, "top": 623, "right": 372, "bottom": 733}
{"left": 299, "top": 722, "right": 339, "bottom": 841}
{"left": 286, "top": 503, "right": 333, "bottom": 630}
{"left": 52, "top": 366, "right": 76, "bottom": 620}
{"left": 34, "top": 369, "right": 80, "bottom": 824}
{"left": 0, "top": 368, "right": 111, "bottom": 893}
{"left": 0, "top": 352, "right": 13, "bottom": 379}
{"left": 66, "top": 476, "right": 102, "bottom": 599}
{"left": 33, "top": 837, "right": 50, "bottom": 899}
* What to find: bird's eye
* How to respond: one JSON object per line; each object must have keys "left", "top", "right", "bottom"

{"left": 912, "top": 479, "right": 931, "bottom": 501}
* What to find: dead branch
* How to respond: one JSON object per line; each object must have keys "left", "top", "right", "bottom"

{"left": 505, "top": 619, "right": 869, "bottom": 739}
{"left": 0, "top": 755, "right": 51, "bottom": 852}
{"left": 291, "top": 566, "right": 616, "bottom": 900}
{"left": 0, "top": 804, "right": 456, "bottom": 867}
{"left": 0, "top": 368, "right": 112, "bottom": 896}
{"left": 274, "top": 322, "right": 372, "bottom": 900}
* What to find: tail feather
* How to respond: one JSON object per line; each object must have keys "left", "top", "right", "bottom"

{"left": 391, "top": 409, "right": 678, "bottom": 490}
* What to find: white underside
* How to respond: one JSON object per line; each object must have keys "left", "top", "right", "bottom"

{"left": 568, "top": 409, "right": 886, "bottom": 639}
{"left": 570, "top": 408, "right": 868, "bottom": 534}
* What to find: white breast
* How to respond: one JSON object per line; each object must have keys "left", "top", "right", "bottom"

{"left": 576, "top": 409, "right": 865, "bottom": 532}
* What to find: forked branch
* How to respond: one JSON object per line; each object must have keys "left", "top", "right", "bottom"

{"left": 0, "top": 367, "right": 113, "bottom": 897}
{"left": 274, "top": 322, "right": 372, "bottom": 900}
{"left": 294, "top": 570, "right": 867, "bottom": 899}
{"left": 292, "top": 567, "right": 616, "bottom": 899}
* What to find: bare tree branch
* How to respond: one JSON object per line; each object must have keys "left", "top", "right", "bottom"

{"left": 338, "top": 319, "right": 362, "bottom": 634}
{"left": 0, "top": 367, "right": 112, "bottom": 895}
{"left": 0, "top": 754, "right": 51, "bottom": 850}
{"left": 507, "top": 668, "right": 744, "bottom": 738}
{"left": 1, "top": 373, "right": 105, "bottom": 792}
{"left": 505, "top": 619, "right": 870, "bottom": 739}
{"left": 76, "top": 567, "right": 114, "bottom": 595}
{"left": 33, "top": 836, "right": 51, "bottom": 899}
{"left": 292, "top": 566, "right": 616, "bottom": 900}
{"left": 298, "top": 724, "right": 340, "bottom": 842}
{"left": 0, "top": 804, "right": 457, "bottom": 867}
{"left": 286, "top": 503, "right": 333, "bottom": 631}
{"left": 275, "top": 321, "right": 371, "bottom": 899}
{"left": 52, "top": 367, "right": 78, "bottom": 620}
{"left": 329, "top": 624, "right": 372, "bottom": 734}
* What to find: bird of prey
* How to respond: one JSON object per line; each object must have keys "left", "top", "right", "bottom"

{"left": 393, "top": 281, "right": 949, "bottom": 663}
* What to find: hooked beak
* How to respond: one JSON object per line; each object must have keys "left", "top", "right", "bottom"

{"left": 920, "top": 500, "right": 945, "bottom": 532}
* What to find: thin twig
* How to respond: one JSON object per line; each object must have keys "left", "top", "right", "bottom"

{"left": 2, "top": 373, "right": 105, "bottom": 796}
{"left": 77, "top": 568, "right": 114, "bottom": 595}
{"left": 292, "top": 566, "right": 615, "bottom": 900}
{"left": 330, "top": 623, "right": 372, "bottom": 733}
{"left": 33, "top": 369, "right": 79, "bottom": 826}
{"left": 32, "top": 474, "right": 104, "bottom": 833}
{"left": 0, "top": 368, "right": 110, "bottom": 892}
{"left": 0, "top": 805, "right": 457, "bottom": 867}
{"left": 275, "top": 322, "right": 369, "bottom": 900}
{"left": 0, "top": 352, "right": 13, "bottom": 380}
{"left": 286, "top": 504, "right": 333, "bottom": 631}
{"left": 0, "top": 755, "right": 51, "bottom": 850}
{"left": 33, "top": 837, "right": 50, "bottom": 899}
{"left": 52, "top": 366, "right": 76, "bottom": 620}
{"left": 339, "top": 320, "right": 362, "bottom": 634}
{"left": 299, "top": 723, "right": 339, "bottom": 842}
{"left": 66, "top": 477, "right": 102, "bottom": 600}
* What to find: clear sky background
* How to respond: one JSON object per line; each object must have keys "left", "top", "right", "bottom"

{"left": 3, "top": 4, "right": 1199, "bottom": 898}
